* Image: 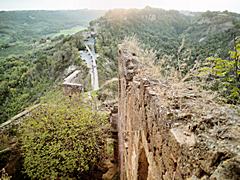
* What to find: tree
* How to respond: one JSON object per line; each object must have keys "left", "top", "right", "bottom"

{"left": 199, "top": 39, "right": 240, "bottom": 104}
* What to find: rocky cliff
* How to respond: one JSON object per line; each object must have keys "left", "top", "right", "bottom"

{"left": 118, "top": 45, "right": 240, "bottom": 180}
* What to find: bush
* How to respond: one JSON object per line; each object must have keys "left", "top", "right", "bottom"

{"left": 20, "top": 96, "right": 109, "bottom": 179}
{"left": 198, "top": 40, "right": 240, "bottom": 104}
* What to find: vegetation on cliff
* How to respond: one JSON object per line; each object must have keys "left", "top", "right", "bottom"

{"left": 1, "top": 7, "right": 240, "bottom": 179}
{"left": 0, "top": 32, "right": 89, "bottom": 123}
{"left": 92, "top": 7, "right": 240, "bottom": 104}
{"left": 199, "top": 40, "right": 240, "bottom": 104}
{"left": 19, "top": 92, "right": 109, "bottom": 179}
{"left": 118, "top": 38, "right": 240, "bottom": 180}
{"left": 0, "top": 10, "right": 106, "bottom": 123}
{"left": 93, "top": 7, "right": 240, "bottom": 84}
{"left": 2, "top": 8, "right": 239, "bottom": 123}
{"left": 120, "top": 36, "right": 240, "bottom": 104}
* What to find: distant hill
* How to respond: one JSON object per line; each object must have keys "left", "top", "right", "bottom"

{"left": 93, "top": 8, "right": 240, "bottom": 80}
{"left": 0, "top": 10, "right": 106, "bottom": 57}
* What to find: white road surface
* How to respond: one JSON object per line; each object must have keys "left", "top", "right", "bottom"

{"left": 80, "top": 37, "right": 99, "bottom": 90}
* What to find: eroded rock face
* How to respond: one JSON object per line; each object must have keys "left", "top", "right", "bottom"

{"left": 118, "top": 48, "right": 240, "bottom": 180}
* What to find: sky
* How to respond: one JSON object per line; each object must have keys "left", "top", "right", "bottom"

{"left": 0, "top": 0, "right": 239, "bottom": 13}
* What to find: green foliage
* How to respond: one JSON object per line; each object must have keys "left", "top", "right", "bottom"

{"left": 199, "top": 41, "right": 240, "bottom": 104}
{"left": 0, "top": 33, "right": 89, "bottom": 123}
{"left": 97, "top": 78, "right": 118, "bottom": 102}
{"left": 94, "top": 8, "right": 190, "bottom": 83}
{"left": 0, "top": 10, "right": 105, "bottom": 57}
{"left": 0, "top": 10, "right": 106, "bottom": 122}
{"left": 93, "top": 8, "right": 240, "bottom": 82}
{"left": 20, "top": 95, "right": 109, "bottom": 179}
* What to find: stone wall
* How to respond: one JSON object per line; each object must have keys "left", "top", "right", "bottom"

{"left": 118, "top": 47, "right": 240, "bottom": 180}
{"left": 62, "top": 70, "right": 83, "bottom": 96}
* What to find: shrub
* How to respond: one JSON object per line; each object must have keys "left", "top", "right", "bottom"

{"left": 198, "top": 40, "right": 240, "bottom": 104}
{"left": 20, "top": 96, "right": 109, "bottom": 179}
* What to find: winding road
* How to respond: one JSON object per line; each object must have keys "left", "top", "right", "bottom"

{"left": 80, "top": 37, "right": 99, "bottom": 90}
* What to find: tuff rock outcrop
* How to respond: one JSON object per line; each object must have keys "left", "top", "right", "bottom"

{"left": 117, "top": 46, "right": 240, "bottom": 180}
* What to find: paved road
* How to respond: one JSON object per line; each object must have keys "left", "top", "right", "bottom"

{"left": 80, "top": 37, "right": 99, "bottom": 90}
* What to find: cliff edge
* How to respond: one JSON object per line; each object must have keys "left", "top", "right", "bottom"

{"left": 117, "top": 43, "right": 240, "bottom": 180}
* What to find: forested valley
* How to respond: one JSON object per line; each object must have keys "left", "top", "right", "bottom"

{"left": 94, "top": 7, "right": 240, "bottom": 103}
{"left": 0, "top": 10, "right": 105, "bottom": 122}
{"left": 0, "top": 7, "right": 240, "bottom": 180}
{"left": 1, "top": 7, "right": 239, "bottom": 130}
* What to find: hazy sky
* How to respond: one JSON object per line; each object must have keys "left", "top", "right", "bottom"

{"left": 0, "top": 0, "right": 239, "bottom": 13}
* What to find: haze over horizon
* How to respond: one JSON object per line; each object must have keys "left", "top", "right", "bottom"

{"left": 0, "top": 0, "right": 239, "bottom": 13}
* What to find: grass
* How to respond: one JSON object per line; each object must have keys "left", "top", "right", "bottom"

{"left": 0, "top": 25, "right": 87, "bottom": 58}
{"left": 49, "top": 25, "right": 87, "bottom": 37}
{"left": 0, "top": 42, "right": 32, "bottom": 58}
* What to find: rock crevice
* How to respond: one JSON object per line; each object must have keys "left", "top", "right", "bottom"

{"left": 118, "top": 47, "right": 240, "bottom": 180}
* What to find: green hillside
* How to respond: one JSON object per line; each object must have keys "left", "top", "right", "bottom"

{"left": 0, "top": 32, "right": 90, "bottom": 123}
{"left": 0, "top": 10, "right": 106, "bottom": 122}
{"left": 93, "top": 7, "right": 240, "bottom": 80}
{"left": 1, "top": 7, "right": 239, "bottom": 123}
{"left": 0, "top": 7, "right": 239, "bottom": 180}
{"left": 0, "top": 10, "right": 105, "bottom": 57}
